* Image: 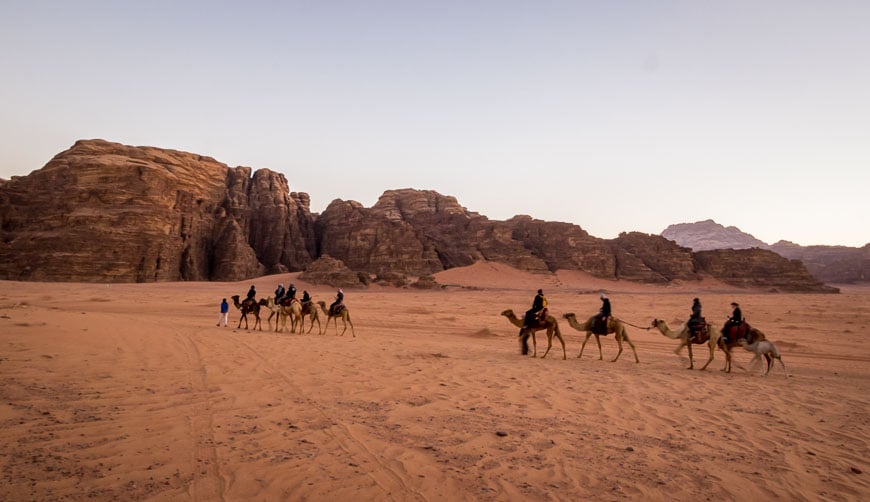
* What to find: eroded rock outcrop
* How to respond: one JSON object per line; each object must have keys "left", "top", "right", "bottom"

{"left": 694, "top": 249, "right": 838, "bottom": 293}
{"left": 0, "top": 139, "right": 315, "bottom": 282}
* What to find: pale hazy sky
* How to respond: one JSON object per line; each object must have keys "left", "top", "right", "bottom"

{"left": 2, "top": 1, "right": 868, "bottom": 246}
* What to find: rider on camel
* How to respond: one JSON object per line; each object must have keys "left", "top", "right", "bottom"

{"left": 721, "top": 302, "right": 742, "bottom": 343}
{"left": 522, "top": 289, "right": 548, "bottom": 331}
{"left": 244, "top": 285, "right": 257, "bottom": 306}
{"left": 329, "top": 288, "right": 344, "bottom": 316}
{"left": 688, "top": 297, "right": 704, "bottom": 333}
{"left": 274, "top": 283, "right": 286, "bottom": 304}
{"left": 595, "top": 293, "right": 611, "bottom": 334}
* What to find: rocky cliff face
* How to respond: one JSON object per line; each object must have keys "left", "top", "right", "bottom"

{"left": 0, "top": 140, "right": 839, "bottom": 292}
{"left": 661, "top": 219, "right": 768, "bottom": 251}
{"left": 661, "top": 219, "right": 868, "bottom": 284}
{"left": 0, "top": 139, "right": 315, "bottom": 282}
{"left": 694, "top": 249, "right": 839, "bottom": 292}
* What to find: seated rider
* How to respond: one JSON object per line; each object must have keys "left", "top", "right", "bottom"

{"left": 287, "top": 283, "right": 297, "bottom": 301}
{"left": 301, "top": 290, "right": 311, "bottom": 309}
{"left": 688, "top": 297, "right": 704, "bottom": 333}
{"left": 522, "top": 289, "right": 547, "bottom": 330}
{"left": 595, "top": 293, "right": 611, "bottom": 333}
{"left": 329, "top": 288, "right": 344, "bottom": 316}
{"left": 721, "top": 302, "right": 742, "bottom": 343}
{"left": 274, "top": 283, "right": 286, "bottom": 303}
{"left": 244, "top": 285, "right": 257, "bottom": 305}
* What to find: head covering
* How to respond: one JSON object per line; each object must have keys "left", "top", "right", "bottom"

{"left": 338, "top": 288, "right": 343, "bottom": 293}
{"left": 290, "top": 283, "right": 295, "bottom": 288}
{"left": 279, "top": 283, "right": 283, "bottom": 288}
{"left": 537, "top": 289, "right": 543, "bottom": 295}
{"left": 731, "top": 302, "right": 739, "bottom": 306}
{"left": 600, "top": 292, "right": 607, "bottom": 299}
{"left": 693, "top": 297, "right": 699, "bottom": 302}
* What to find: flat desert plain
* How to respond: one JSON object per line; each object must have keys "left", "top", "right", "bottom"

{"left": 1, "top": 262, "right": 868, "bottom": 501}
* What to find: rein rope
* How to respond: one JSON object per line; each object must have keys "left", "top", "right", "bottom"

{"left": 621, "top": 320, "right": 651, "bottom": 331}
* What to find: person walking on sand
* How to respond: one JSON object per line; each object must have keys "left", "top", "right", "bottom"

{"left": 217, "top": 298, "right": 229, "bottom": 327}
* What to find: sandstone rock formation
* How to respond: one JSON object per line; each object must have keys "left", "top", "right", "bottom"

{"left": 694, "top": 249, "right": 839, "bottom": 293}
{"left": 298, "top": 255, "right": 364, "bottom": 288}
{"left": 0, "top": 139, "right": 315, "bottom": 282}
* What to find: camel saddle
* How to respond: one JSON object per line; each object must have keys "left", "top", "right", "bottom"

{"left": 592, "top": 315, "right": 608, "bottom": 336}
{"left": 723, "top": 321, "right": 752, "bottom": 342}
{"left": 330, "top": 304, "right": 346, "bottom": 316}
{"left": 688, "top": 317, "right": 708, "bottom": 344}
{"left": 280, "top": 297, "right": 299, "bottom": 307}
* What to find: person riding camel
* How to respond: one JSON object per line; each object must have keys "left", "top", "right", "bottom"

{"left": 722, "top": 302, "right": 742, "bottom": 343}
{"left": 244, "top": 285, "right": 257, "bottom": 306}
{"left": 282, "top": 283, "right": 298, "bottom": 306}
{"left": 522, "top": 289, "right": 548, "bottom": 331}
{"left": 301, "top": 290, "right": 312, "bottom": 310}
{"left": 688, "top": 297, "right": 705, "bottom": 334}
{"left": 595, "top": 293, "right": 611, "bottom": 334}
{"left": 329, "top": 288, "right": 344, "bottom": 316}
{"left": 274, "top": 283, "right": 286, "bottom": 304}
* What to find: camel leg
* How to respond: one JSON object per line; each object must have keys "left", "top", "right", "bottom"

{"left": 540, "top": 332, "right": 553, "bottom": 359}
{"left": 531, "top": 332, "right": 538, "bottom": 357}
{"left": 577, "top": 334, "right": 593, "bottom": 359}
{"left": 699, "top": 343, "right": 716, "bottom": 371}
{"left": 625, "top": 334, "right": 640, "bottom": 364}
{"left": 557, "top": 333, "right": 566, "bottom": 360}
{"left": 775, "top": 357, "right": 788, "bottom": 377}
{"left": 686, "top": 342, "right": 694, "bottom": 370}
{"left": 764, "top": 354, "right": 773, "bottom": 376}
{"left": 347, "top": 316, "right": 355, "bottom": 338}
{"left": 611, "top": 335, "right": 624, "bottom": 362}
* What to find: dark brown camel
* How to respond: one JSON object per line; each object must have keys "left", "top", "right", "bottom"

{"left": 231, "top": 295, "right": 262, "bottom": 330}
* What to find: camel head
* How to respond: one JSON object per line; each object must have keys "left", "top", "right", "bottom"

{"left": 500, "top": 309, "right": 514, "bottom": 317}
{"left": 563, "top": 313, "right": 576, "bottom": 319}
{"left": 652, "top": 318, "right": 663, "bottom": 328}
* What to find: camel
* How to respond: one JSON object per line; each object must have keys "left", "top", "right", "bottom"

{"left": 651, "top": 319, "right": 720, "bottom": 370}
{"left": 300, "top": 300, "right": 322, "bottom": 335}
{"left": 739, "top": 339, "right": 788, "bottom": 377}
{"left": 230, "top": 295, "right": 262, "bottom": 330}
{"left": 717, "top": 325, "right": 767, "bottom": 373}
{"left": 500, "top": 309, "right": 566, "bottom": 360}
{"left": 562, "top": 313, "right": 639, "bottom": 363}
{"left": 262, "top": 297, "right": 302, "bottom": 333}
{"left": 316, "top": 301, "right": 355, "bottom": 337}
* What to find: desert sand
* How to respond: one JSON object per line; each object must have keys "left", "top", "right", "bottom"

{"left": 1, "top": 262, "right": 868, "bottom": 501}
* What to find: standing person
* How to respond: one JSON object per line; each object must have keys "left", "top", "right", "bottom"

{"left": 274, "top": 283, "right": 286, "bottom": 304}
{"left": 722, "top": 302, "right": 742, "bottom": 342}
{"left": 329, "top": 288, "right": 344, "bottom": 316}
{"left": 217, "top": 298, "right": 229, "bottom": 327}
{"left": 522, "top": 289, "right": 548, "bottom": 329}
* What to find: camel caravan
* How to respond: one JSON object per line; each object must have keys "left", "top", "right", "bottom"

{"left": 504, "top": 291, "right": 785, "bottom": 376}
{"left": 228, "top": 284, "right": 353, "bottom": 337}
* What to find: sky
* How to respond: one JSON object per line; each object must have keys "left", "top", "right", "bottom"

{"left": 1, "top": 0, "right": 868, "bottom": 247}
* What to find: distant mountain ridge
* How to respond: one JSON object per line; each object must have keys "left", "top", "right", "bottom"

{"left": 661, "top": 220, "right": 869, "bottom": 284}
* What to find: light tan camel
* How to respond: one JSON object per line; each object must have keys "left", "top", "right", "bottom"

{"left": 651, "top": 319, "right": 720, "bottom": 370}
{"left": 263, "top": 297, "right": 302, "bottom": 333}
{"left": 739, "top": 338, "right": 788, "bottom": 377}
{"left": 316, "top": 301, "right": 355, "bottom": 337}
{"left": 562, "top": 313, "right": 639, "bottom": 363}
{"left": 230, "top": 295, "right": 262, "bottom": 330}
{"left": 300, "top": 301, "right": 322, "bottom": 335}
{"left": 500, "top": 309, "right": 566, "bottom": 360}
